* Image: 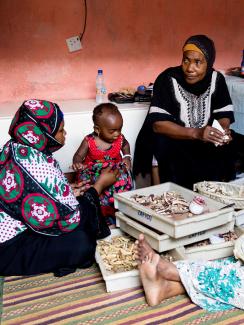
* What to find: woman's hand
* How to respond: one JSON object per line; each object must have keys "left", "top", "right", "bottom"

{"left": 199, "top": 126, "right": 229, "bottom": 146}
{"left": 70, "top": 180, "right": 91, "bottom": 196}
{"left": 223, "top": 128, "right": 232, "bottom": 144}
{"left": 93, "top": 166, "right": 120, "bottom": 195}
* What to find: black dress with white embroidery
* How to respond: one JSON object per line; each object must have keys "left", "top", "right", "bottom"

{"left": 133, "top": 66, "right": 236, "bottom": 189}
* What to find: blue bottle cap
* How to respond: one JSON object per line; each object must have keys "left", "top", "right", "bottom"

{"left": 137, "top": 85, "right": 146, "bottom": 94}
{"left": 98, "top": 69, "right": 103, "bottom": 74}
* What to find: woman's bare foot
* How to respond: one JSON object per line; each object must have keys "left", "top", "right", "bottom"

{"left": 139, "top": 251, "right": 168, "bottom": 306}
{"left": 139, "top": 251, "right": 186, "bottom": 306}
{"left": 135, "top": 233, "right": 154, "bottom": 262}
{"left": 135, "top": 234, "right": 181, "bottom": 282}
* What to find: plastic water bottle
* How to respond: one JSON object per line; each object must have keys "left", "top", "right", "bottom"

{"left": 241, "top": 50, "right": 244, "bottom": 76}
{"left": 96, "top": 69, "right": 107, "bottom": 103}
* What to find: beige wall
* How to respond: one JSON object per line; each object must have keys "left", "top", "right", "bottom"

{"left": 0, "top": 0, "right": 243, "bottom": 104}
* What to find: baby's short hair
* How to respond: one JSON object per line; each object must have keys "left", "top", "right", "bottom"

{"left": 92, "top": 103, "right": 121, "bottom": 125}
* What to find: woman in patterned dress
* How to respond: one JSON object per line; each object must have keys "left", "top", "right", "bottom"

{"left": 0, "top": 99, "right": 118, "bottom": 276}
{"left": 135, "top": 234, "right": 244, "bottom": 312}
{"left": 72, "top": 103, "right": 133, "bottom": 226}
{"left": 133, "top": 35, "right": 236, "bottom": 189}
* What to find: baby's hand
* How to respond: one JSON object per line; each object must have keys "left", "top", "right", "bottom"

{"left": 71, "top": 162, "right": 85, "bottom": 171}
{"left": 122, "top": 157, "right": 132, "bottom": 170}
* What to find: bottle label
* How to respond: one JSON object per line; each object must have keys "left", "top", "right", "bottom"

{"left": 96, "top": 87, "right": 106, "bottom": 95}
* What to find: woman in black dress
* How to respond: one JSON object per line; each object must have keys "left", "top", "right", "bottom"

{"left": 133, "top": 35, "right": 236, "bottom": 189}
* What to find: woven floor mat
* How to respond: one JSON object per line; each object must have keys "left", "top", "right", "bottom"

{"left": 1, "top": 264, "right": 244, "bottom": 325}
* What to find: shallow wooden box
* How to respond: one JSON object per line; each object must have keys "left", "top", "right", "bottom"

{"left": 95, "top": 229, "right": 182, "bottom": 292}
{"left": 95, "top": 229, "right": 140, "bottom": 292}
{"left": 116, "top": 211, "right": 235, "bottom": 253}
{"left": 114, "top": 182, "right": 234, "bottom": 238}
{"left": 174, "top": 227, "right": 242, "bottom": 261}
{"left": 234, "top": 209, "right": 244, "bottom": 226}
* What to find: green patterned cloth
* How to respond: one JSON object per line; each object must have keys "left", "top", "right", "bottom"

{"left": 0, "top": 99, "right": 80, "bottom": 243}
{"left": 176, "top": 256, "right": 244, "bottom": 312}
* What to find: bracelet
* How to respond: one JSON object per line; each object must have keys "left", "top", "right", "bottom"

{"left": 122, "top": 154, "right": 132, "bottom": 160}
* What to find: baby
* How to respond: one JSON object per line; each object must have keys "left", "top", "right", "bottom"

{"left": 72, "top": 103, "right": 133, "bottom": 226}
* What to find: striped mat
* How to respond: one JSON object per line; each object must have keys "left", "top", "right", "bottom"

{"left": 1, "top": 264, "right": 244, "bottom": 325}
{"left": 0, "top": 277, "right": 3, "bottom": 321}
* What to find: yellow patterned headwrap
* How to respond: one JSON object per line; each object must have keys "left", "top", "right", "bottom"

{"left": 183, "top": 44, "right": 204, "bottom": 56}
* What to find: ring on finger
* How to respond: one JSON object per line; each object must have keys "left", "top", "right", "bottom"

{"left": 210, "top": 131, "right": 214, "bottom": 135}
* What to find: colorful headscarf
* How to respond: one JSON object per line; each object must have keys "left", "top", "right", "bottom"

{"left": 183, "top": 44, "right": 204, "bottom": 56}
{"left": 0, "top": 100, "right": 80, "bottom": 236}
{"left": 9, "top": 99, "right": 64, "bottom": 154}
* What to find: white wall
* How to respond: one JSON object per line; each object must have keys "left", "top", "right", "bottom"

{"left": 0, "top": 100, "right": 149, "bottom": 172}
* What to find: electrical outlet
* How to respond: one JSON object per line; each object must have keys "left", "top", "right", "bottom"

{"left": 66, "top": 36, "right": 82, "bottom": 52}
